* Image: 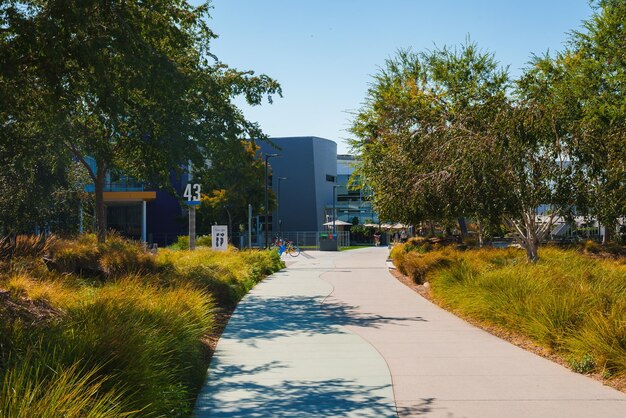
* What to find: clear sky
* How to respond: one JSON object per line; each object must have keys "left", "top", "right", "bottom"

{"left": 193, "top": 0, "right": 594, "bottom": 154}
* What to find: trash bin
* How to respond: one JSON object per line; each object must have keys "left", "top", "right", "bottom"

{"left": 319, "top": 233, "right": 338, "bottom": 251}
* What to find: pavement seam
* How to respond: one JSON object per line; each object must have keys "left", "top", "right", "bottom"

{"left": 319, "top": 267, "right": 400, "bottom": 418}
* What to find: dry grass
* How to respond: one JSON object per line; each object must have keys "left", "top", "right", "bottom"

{"left": 0, "top": 234, "right": 284, "bottom": 417}
{"left": 393, "top": 242, "right": 626, "bottom": 384}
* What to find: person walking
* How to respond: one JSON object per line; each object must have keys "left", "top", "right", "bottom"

{"left": 373, "top": 230, "right": 381, "bottom": 247}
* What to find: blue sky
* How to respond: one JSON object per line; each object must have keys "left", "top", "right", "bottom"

{"left": 194, "top": 1, "right": 594, "bottom": 153}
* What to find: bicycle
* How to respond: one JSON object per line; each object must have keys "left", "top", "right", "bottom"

{"left": 284, "top": 240, "right": 301, "bottom": 257}
{"left": 270, "top": 237, "right": 300, "bottom": 257}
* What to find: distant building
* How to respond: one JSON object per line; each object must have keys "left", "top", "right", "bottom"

{"left": 257, "top": 136, "right": 337, "bottom": 236}
{"left": 84, "top": 157, "right": 187, "bottom": 246}
{"left": 327, "top": 154, "right": 378, "bottom": 225}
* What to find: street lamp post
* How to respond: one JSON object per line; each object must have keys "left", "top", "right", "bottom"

{"left": 264, "top": 153, "right": 279, "bottom": 249}
{"left": 277, "top": 177, "right": 287, "bottom": 238}
{"left": 332, "top": 184, "right": 338, "bottom": 238}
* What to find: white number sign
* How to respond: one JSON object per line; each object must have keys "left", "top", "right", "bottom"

{"left": 184, "top": 183, "right": 201, "bottom": 203}
{"left": 212, "top": 225, "right": 228, "bottom": 251}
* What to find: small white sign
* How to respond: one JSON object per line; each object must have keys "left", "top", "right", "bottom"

{"left": 212, "top": 225, "right": 228, "bottom": 251}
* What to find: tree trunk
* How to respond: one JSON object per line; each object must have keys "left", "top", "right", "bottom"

{"left": 477, "top": 219, "right": 484, "bottom": 247}
{"left": 226, "top": 207, "right": 233, "bottom": 243}
{"left": 458, "top": 217, "right": 468, "bottom": 237}
{"left": 524, "top": 236, "right": 539, "bottom": 263}
{"left": 94, "top": 160, "right": 107, "bottom": 243}
{"left": 601, "top": 220, "right": 614, "bottom": 245}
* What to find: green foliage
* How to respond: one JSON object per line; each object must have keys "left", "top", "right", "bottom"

{"left": 569, "top": 353, "right": 597, "bottom": 375}
{"left": 170, "top": 235, "right": 212, "bottom": 250}
{"left": 350, "top": 42, "right": 511, "bottom": 227}
{"left": 0, "top": 351, "right": 133, "bottom": 417}
{"left": 403, "top": 245, "right": 626, "bottom": 378}
{"left": 197, "top": 141, "right": 272, "bottom": 236}
{"left": 351, "top": 1, "right": 626, "bottom": 261}
{"left": 1, "top": 0, "right": 281, "bottom": 242}
{"left": 49, "top": 234, "right": 157, "bottom": 278}
{"left": 0, "top": 234, "right": 284, "bottom": 416}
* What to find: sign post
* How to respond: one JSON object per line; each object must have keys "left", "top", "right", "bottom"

{"left": 184, "top": 183, "right": 201, "bottom": 250}
{"left": 212, "top": 225, "right": 228, "bottom": 251}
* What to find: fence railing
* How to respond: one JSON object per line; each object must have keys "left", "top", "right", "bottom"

{"left": 236, "top": 231, "right": 350, "bottom": 250}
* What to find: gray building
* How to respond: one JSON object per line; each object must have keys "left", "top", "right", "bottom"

{"left": 258, "top": 136, "right": 337, "bottom": 235}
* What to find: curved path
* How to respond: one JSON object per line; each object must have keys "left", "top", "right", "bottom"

{"left": 195, "top": 247, "right": 626, "bottom": 417}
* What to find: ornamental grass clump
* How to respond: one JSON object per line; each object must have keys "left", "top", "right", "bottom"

{"left": 0, "top": 234, "right": 284, "bottom": 416}
{"left": 423, "top": 245, "right": 626, "bottom": 379}
{"left": 49, "top": 234, "right": 157, "bottom": 278}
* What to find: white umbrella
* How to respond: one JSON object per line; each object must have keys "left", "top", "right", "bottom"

{"left": 323, "top": 220, "right": 353, "bottom": 226}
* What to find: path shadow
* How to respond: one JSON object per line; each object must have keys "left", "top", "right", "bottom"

{"left": 223, "top": 295, "right": 427, "bottom": 345}
{"left": 195, "top": 360, "right": 397, "bottom": 417}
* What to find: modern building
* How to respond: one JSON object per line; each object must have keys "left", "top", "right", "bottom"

{"left": 326, "top": 154, "right": 378, "bottom": 225}
{"left": 84, "top": 157, "right": 187, "bottom": 246}
{"left": 257, "top": 136, "right": 337, "bottom": 237}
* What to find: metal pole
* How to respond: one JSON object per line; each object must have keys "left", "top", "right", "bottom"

{"left": 141, "top": 201, "right": 147, "bottom": 242}
{"left": 248, "top": 204, "right": 252, "bottom": 249}
{"left": 264, "top": 153, "right": 279, "bottom": 249}
{"left": 189, "top": 206, "right": 196, "bottom": 250}
{"left": 333, "top": 185, "right": 337, "bottom": 237}
{"left": 277, "top": 177, "right": 287, "bottom": 238}
{"left": 79, "top": 201, "right": 84, "bottom": 234}
{"left": 264, "top": 156, "right": 269, "bottom": 249}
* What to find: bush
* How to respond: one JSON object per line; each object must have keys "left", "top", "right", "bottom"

{"left": 423, "top": 245, "right": 626, "bottom": 378}
{"left": 49, "top": 234, "right": 157, "bottom": 278}
{"left": 156, "top": 247, "right": 284, "bottom": 306}
{"left": 169, "top": 235, "right": 211, "bottom": 250}
{"left": 0, "top": 234, "right": 285, "bottom": 416}
{"left": 391, "top": 242, "right": 454, "bottom": 284}
{"left": 0, "top": 351, "right": 131, "bottom": 417}
{"left": 0, "top": 234, "right": 57, "bottom": 261}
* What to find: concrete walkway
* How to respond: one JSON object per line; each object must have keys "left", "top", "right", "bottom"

{"left": 195, "top": 247, "right": 626, "bottom": 417}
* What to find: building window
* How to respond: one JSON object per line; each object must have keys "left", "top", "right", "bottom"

{"left": 326, "top": 175, "right": 336, "bottom": 182}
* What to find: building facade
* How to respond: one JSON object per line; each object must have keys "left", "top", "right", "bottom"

{"left": 84, "top": 157, "right": 187, "bottom": 246}
{"left": 257, "top": 136, "right": 337, "bottom": 236}
{"left": 326, "top": 154, "right": 378, "bottom": 225}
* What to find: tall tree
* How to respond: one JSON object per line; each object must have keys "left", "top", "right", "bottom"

{"left": 350, "top": 43, "right": 510, "bottom": 234}
{"left": 558, "top": 0, "right": 626, "bottom": 243}
{"left": 196, "top": 140, "right": 272, "bottom": 238}
{"left": 1, "top": 1, "right": 280, "bottom": 242}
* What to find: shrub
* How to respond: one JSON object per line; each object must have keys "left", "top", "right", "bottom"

{"left": 0, "top": 234, "right": 284, "bottom": 415}
{"left": 170, "top": 235, "right": 213, "bottom": 250}
{"left": 392, "top": 244, "right": 453, "bottom": 284}
{"left": 0, "top": 234, "right": 57, "bottom": 261}
{"left": 156, "top": 247, "right": 284, "bottom": 306}
{"left": 0, "top": 351, "right": 132, "bottom": 418}
{"left": 49, "top": 234, "right": 156, "bottom": 278}
{"left": 568, "top": 353, "right": 597, "bottom": 374}
{"left": 425, "top": 246, "right": 626, "bottom": 378}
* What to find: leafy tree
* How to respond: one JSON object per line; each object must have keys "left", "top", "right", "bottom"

{"left": 196, "top": 140, "right": 273, "bottom": 239}
{"left": 351, "top": 41, "right": 577, "bottom": 262}
{"left": 1, "top": 1, "right": 280, "bottom": 242}
{"left": 350, "top": 42, "right": 510, "bottom": 241}
{"left": 497, "top": 63, "right": 575, "bottom": 262}
{"left": 558, "top": 0, "right": 626, "bottom": 244}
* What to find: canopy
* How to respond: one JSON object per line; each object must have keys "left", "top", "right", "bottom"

{"left": 323, "top": 220, "right": 353, "bottom": 226}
